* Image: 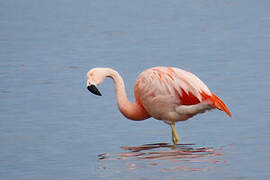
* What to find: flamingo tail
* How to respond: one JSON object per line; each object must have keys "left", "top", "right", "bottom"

{"left": 210, "top": 93, "right": 232, "bottom": 117}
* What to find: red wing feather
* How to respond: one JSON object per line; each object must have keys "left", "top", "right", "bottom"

{"left": 175, "top": 89, "right": 232, "bottom": 118}
{"left": 174, "top": 88, "right": 200, "bottom": 105}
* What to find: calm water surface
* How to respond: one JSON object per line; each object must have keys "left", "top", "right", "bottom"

{"left": 1, "top": 0, "right": 270, "bottom": 179}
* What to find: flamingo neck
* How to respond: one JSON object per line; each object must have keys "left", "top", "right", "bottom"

{"left": 107, "top": 68, "right": 150, "bottom": 121}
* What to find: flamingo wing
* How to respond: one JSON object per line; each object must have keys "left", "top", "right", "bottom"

{"left": 134, "top": 67, "right": 231, "bottom": 118}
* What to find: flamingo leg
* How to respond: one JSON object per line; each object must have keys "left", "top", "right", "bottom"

{"left": 170, "top": 123, "right": 179, "bottom": 144}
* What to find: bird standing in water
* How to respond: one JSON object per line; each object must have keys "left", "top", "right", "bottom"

{"left": 86, "top": 67, "right": 231, "bottom": 144}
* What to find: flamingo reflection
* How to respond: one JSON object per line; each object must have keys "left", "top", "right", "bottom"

{"left": 98, "top": 143, "right": 229, "bottom": 172}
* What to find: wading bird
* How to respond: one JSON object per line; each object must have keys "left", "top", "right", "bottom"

{"left": 86, "top": 67, "right": 231, "bottom": 144}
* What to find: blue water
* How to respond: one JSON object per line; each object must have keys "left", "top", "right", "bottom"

{"left": 1, "top": 0, "right": 270, "bottom": 179}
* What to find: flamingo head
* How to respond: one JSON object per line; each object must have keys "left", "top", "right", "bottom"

{"left": 86, "top": 68, "right": 108, "bottom": 96}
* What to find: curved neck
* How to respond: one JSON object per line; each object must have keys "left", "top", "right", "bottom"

{"left": 106, "top": 68, "right": 150, "bottom": 121}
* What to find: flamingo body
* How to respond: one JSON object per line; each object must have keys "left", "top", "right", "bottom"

{"left": 134, "top": 67, "right": 231, "bottom": 124}
{"left": 86, "top": 66, "right": 231, "bottom": 144}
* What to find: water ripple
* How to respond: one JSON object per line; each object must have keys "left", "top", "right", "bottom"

{"left": 97, "top": 143, "right": 228, "bottom": 177}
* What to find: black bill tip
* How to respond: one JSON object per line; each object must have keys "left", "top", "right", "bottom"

{"left": 87, "top": 84, "right": 102, "bottom": 96}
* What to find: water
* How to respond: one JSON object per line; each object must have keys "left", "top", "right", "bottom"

{"left": 1, "top": 0, "right": 270, "bottom": 179}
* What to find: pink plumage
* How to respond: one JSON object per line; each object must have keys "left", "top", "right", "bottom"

{"left": 134, "top": 67, "right": 231, "bottom": 123}
{"left": 86, "top": 66, "right": 231, "bottom": 144}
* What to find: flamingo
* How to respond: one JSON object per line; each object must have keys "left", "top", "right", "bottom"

{"left": 86, "top": 67, "right": 231, "bottom": 144}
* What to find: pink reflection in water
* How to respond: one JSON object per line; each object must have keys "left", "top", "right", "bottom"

{"left": 98, "top": 143, "right": 229, "bottom": 173}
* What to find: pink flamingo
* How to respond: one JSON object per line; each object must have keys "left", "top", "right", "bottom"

{"left": 86, "top": 67, "right": 231, "bottom": 144}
